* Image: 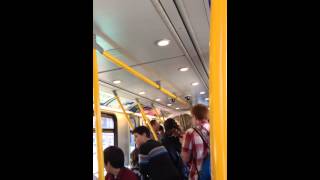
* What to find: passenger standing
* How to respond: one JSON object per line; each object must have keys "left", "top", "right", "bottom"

{"left": 158, "top": 125, "right": 164, "bottom": 140}
{"left": 150, "top": 120, "right": 160, "bottom": 140}
{"left": 104, "top": 146, "right": 138, "bottom": 180}
{"left": 133, "top": 126, "right": 181, "bottom": 180}
{"left": 181, "top": 104, "right": 210, "bottom": 180}
{"left": 162, "top": 118, "right": 188, "bottom": 180}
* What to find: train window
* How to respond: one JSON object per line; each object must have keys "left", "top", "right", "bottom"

{"left": 93, "top": 116, "right": 114, "bottom": 129}
{"left": 93, "top": 113, "right": 118, "bottom": 177}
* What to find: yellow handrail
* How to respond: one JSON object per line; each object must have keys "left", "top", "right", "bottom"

{"left": 101, "top": 50, "right": 188, "bottom": 106}
{"left": 113, "top": 90, "right": 135, "bottom": 130}
{"left": 209, "top": 0, "right": 227, "bottom": 179}
{"left": 135, "top": 99, "right": 159, "bottom": 141}
{"left": 93, "top": 49, "right": 105, "bottom": 180}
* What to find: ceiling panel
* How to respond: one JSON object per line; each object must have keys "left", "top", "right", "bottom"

{"left": 98, "top": 56, "right": 208, "bottom": 107}
{"left": 97, "top": 49, "right": 185, "bottom": 73}
{"left": 93, "top": 0, "right": 184, "bottom": 64}
{"left": 176, "top": 0, "right": 210, "bottom": 67}
{"left": 98, "top": 82, "right": 178, "bottom": 114}
{"left": 94, "top": 0, "right": 210, "bottom": 110}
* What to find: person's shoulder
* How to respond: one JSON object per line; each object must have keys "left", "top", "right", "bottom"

{"left": 146, "top": 139, "right": 162, "bottom": 147}
{"left": 139, "top": 139, "right": 161, "bottom": 154}
{"left": 105, "top": 173, "right": 112, "bottom": 180}
{"left": 123, "top": 168, "right": 139, "bottom": 180}
{"left": 185, "top": 127, "right": 195, "bottom": 134}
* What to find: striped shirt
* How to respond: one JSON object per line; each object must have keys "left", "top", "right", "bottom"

{"left": 182, "top": 121, "right": 210, "bottom": 180}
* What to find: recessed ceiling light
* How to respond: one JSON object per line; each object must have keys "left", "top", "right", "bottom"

{"left": 176, "top": 107, "right": 180, "bottom": 110}
{"left": 113, "top": 80, "right": 121, "bottom": 84}
{"left": 156, "top": 39, "right": 170, "bottom": 47}
{"left": 178, "top": 67, "right": 189, "bottom": 72}
{"left": 155, "top": 98, "right": 161, "bottom": 102}
{"left": 200, "top": 91, "right": 206, "bottom": 95}
{"left": 139, "top": 91, "right": 146, "bottom": 95}
{"left": 205, "top": 98, "right": 209, "bottom": 101}
{"left": 167, "top": 103, "right": 172, "bottom": 106}
{"left": 191, "top": 82, "right": 199, "bottom": 86}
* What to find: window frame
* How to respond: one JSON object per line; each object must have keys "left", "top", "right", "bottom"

{"left": 93, "top": 112, "right": 118, "bottom": 146}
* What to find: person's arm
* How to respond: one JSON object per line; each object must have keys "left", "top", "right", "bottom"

{"left": 138, "top": 154, "right": 149, "bottom": 175}
{"left": 181, "top": 150, "right": 191, "bottom": 164}
{"left": 138, "top": 145, "right": 150, "bottom": 179}
{"left": 181, "top": 130, "right": 192, "bottom": 164}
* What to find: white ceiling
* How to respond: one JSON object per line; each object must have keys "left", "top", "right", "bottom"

{"left": 93, "top": 0, "right": 210, "bottom": 113}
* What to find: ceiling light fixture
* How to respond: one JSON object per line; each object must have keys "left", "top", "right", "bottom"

{"left": 178, "top": 67, "right": 189, "bottom": 72}
{"left": 113, "top": 80, "right": 121, "bottom": 84}
{"left": 191, "top": 82, "right": 199, "bottom": 86}
{"left": 156, "top": 39, "right": 170, "bottom": 47}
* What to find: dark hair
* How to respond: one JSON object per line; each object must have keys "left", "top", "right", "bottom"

{"left": 150, "top": 120, "right": 157, "bottom": 126}
{"left": 191, "top": 104, "right": 209, "bottom": 120}
{"left": 132, "top": 126, "right": 151, "bottom": 138}
{"left": 164, "top": 118, "right": 179, "bottom": 131}
{"left": 164, "top": 118, "right": 181, "bottom": 137}
{"left": 159, "top": 125, "right": 164, "bottom": 131}
{"left": 103, "top": 146, "right": 124, "bottom": 168}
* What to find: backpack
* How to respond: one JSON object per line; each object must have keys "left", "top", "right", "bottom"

{"left": 193, "top": 128, "right": 211, "bottom": 180}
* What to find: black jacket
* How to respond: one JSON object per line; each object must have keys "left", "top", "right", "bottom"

{"left": 161, "top": 135, "right": 189, "bottom": 180}
{"left": 139, "top": 139, "right": 181, "bottom": 180}
{"left": 161, "top": 135, "right": 182, "bottom": 167}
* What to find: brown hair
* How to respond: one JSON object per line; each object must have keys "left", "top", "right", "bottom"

{"left": 191, "top": 104, "right": 209, "bottom": 121}
{"left": 150, "top": 119, "right": 157, "bottom": 126}
{"left": 130, "top": 148, "right": 139, "bottom": 167}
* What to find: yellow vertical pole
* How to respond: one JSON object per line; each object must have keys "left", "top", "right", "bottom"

{"left": 93, "top": 49, "right": 105, "bottom": 180}
{"left": 151, "top": 103, "right": 163, "bottom": 124}
{"left": 112, "top": 90, "right": 134, "bottom": 130}
{"left": 136, "top": 99, "right": 159, "bottom": 141}
{"left": 209, "top": 0, "right": 227, "bottom": 179}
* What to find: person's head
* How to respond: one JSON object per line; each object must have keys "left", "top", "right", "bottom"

{"left": 130, "top": 148, "right": 139, "bottom": 167}
{"left": 150, "top": 120, "right": 160, "bottom": 131}
{"left": 132, "top": 126, "right": 151, "bottom": 147}
{"left": 164, "top": 118, "right": 181, "bottom": 136}
{"left": 158, "top": 125, "right": 164, "bottom": 135}
{"left": 104, "top": 146, "right": 124, "bottom": 174}
{"left": 191, "top": 104, "right": 209, "bottom": 125}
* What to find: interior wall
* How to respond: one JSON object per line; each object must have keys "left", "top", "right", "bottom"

{"left": 114, "top": 112, "right": 130, "bottom": 166}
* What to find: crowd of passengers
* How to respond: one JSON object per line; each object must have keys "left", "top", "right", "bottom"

{"left": 94, "top": 104, "right": 210, "bottom": 180}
